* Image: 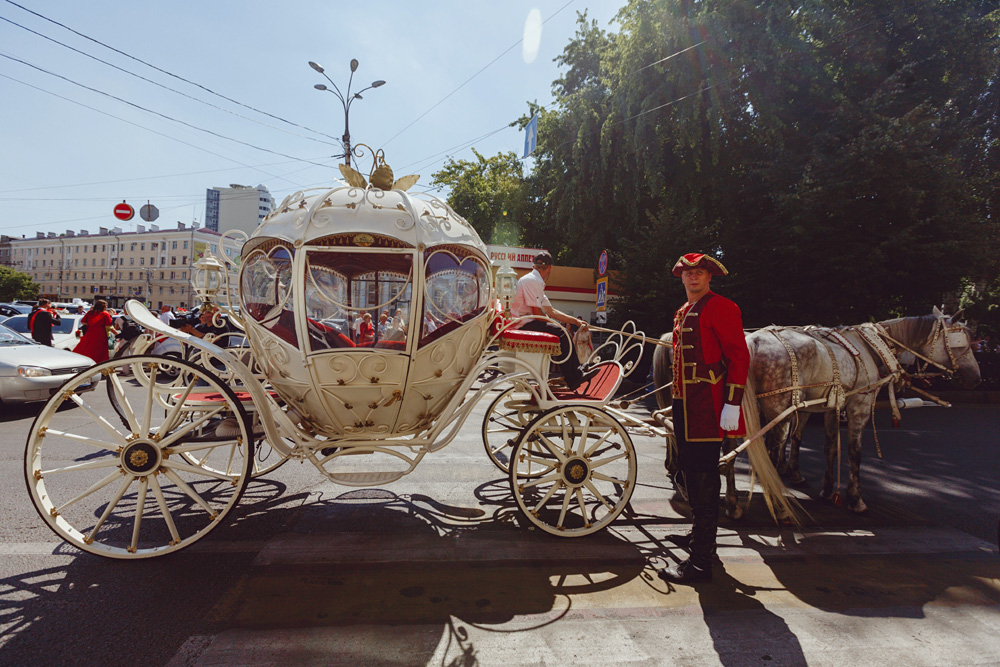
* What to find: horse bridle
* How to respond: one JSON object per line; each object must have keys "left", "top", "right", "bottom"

{"left": 879, "top": 316, "right": 973, "bottom": 380}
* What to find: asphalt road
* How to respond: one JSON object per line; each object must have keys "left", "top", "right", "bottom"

{"left": 0, "top": 387, "right": 997, "bottom": 666}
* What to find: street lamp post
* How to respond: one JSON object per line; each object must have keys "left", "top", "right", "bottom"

{"left": 308, "top": 59, "right": 385, "bottom": 168}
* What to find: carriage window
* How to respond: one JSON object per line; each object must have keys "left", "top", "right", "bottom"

{"left": 419, "top": 248, "right": 490, "bottom": 347}
{"left": 240, "top": 246, "right": 298, "bottom": 348}
{"left": 305, "top": 250, "right": 413, "bottom": 352}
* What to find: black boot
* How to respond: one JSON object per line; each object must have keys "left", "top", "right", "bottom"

{"left": 658, "top": 558, "right": 712, "bottom": 583}
{"left": 659, "top": 470, "right": 721, "bottom": 584}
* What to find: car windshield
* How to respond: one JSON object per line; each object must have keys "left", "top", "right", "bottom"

{"left": 3, "top": 314, "right": 78, "bottom": 335}
{"left": 0, "top": 324, "right": 35, "bottom": 346}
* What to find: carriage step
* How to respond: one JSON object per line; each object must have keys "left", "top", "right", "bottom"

{"left": 326, "top": 471, "right": 406, "bottom": 486}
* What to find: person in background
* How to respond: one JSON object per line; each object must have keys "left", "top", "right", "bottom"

{"left": 510, "top": 251, "right": 593, "bottom": 391}
{"left": 28, "top": 298, "right": 61, "bottom": 347}
{"left": 73, "top": 299, "right": 117, "bottom": 363}
{"left": 376, "top": 312, "right": 390, "bottom": 341}
{"left": 358, "top": 312, "right": 375, "bottom": 345}
{"left": 180, "top": 305, "right": 229, "bottom": 339}
{"left": 158, "top": 304, "right": 175, "bottom": 326}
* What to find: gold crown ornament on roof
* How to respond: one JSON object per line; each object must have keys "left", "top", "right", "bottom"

{"left": 338, "top": 144, "right": 420, "bottom": 192}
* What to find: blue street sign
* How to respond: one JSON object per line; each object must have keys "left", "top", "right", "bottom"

{"left": 598, "top": 250, "right": 608, "bottom": 276}
{"left": 596, "top": 277, "right": 607, "bottom": 311}
{"left": 523, "top": 114, "right": 538, "bottom": 158}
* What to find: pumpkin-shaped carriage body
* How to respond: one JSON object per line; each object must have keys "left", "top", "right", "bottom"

{"left": 239, "top": 183, "right": 494, "bottom": 441}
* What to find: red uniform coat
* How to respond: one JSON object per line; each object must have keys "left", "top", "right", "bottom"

{"left": 73, "top": 310, "right": 112, "bottom": 363}
{"left": 671, "top": 292, "right": 750, "bottom": 441}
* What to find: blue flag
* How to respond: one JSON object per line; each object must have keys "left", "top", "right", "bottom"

{"left": 523, "top": 114, "right": 538, "bottom": 158}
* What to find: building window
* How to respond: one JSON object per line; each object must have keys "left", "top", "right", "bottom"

{"left": 170, "top": 271, "right": 175, "bottom": 279}
{"left": 171, "top": 256, "right": 177, "bottom": 265}
{"left": 129, "top": 272, "right": 133, "bottom": 280}
{"left": 182, "top": 256, "right": 187, "bottom": 265}
{"left": 183, "top": 241, "right": 188, "bottom": 249}
{"left": 140, "top": 243, "right": 145, "bottom": 251}
{"left": 130, "top": 258, "right": 134, "bottom": 265}
{"left": 93, "top": 245, "right": 97, "bottom": 253}
{"left": 172, "top": 241, "right": 178, "bottom": 250}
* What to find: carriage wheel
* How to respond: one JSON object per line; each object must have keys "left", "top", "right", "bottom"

{"left": 509, "top": 405, "right": 636, "bottom": 537}
{"left": 25, "top": 355, "right": 254, "bottom": 559}
{"left": 481, "top": 382, "right": 541, "bottom": 475}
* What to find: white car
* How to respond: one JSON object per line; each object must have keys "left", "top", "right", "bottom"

{"left": 0, "top": 313, "right": 86, "bottom": 351}
{"left": 0, "top": 324, "right": 99, "bottom": 404}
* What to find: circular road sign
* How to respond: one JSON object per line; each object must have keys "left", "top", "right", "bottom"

{"left": 113, "top": 202, "right": 135, "bottom": 221}
{"left": 140, "top": 204, "right": 159, "bottom": 222}
{"left": 598, "top": 250, "right": 608, "bottom": 276}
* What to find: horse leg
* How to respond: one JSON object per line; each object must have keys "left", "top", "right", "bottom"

{"left": 786, "top": 413, "right": 809, "bottom": 487}
{"left": 820, "top": 410, "right": 840, "bottom": 501}
{"left": 766, "top": 419, "right": 791, "bottom": 474}
{"left": 722, "top": 438, "right": 742, "bottom": 520}
{"left": 844, "top": 400, "right": 870, "bottom": 513}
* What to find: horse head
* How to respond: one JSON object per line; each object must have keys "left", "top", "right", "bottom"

{"left": 926, "top": 306, "right": 982, "bottom": 388}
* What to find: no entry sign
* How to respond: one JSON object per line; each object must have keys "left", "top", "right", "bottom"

{"left": 113, "top": 202, "right": 134, "bottom": 221}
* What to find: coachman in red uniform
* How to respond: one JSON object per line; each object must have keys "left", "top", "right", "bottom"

{"left": 659, "top": 253, "right": 749, "bottom": 584}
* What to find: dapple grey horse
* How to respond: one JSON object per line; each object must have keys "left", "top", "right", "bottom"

{"left": 746, "top": 308, "right": 980, "bottom": 513}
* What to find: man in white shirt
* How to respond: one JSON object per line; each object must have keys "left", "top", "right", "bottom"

{"left": 511, "top": 251, "right": 593, "bottom": 391}
{"left": 158, "top": 304, "right": 175, "bottom": 326}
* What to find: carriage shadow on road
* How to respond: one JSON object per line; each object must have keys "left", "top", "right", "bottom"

{"left": 0, "top": 476, "right": 648, "bottom": 667}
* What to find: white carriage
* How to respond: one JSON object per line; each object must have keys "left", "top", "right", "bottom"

{"left": 24, "top": 152, "right": 659, "bottom": 559}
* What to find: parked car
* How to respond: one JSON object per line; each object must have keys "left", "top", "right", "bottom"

{"left": 0, "top": 324, "right": 98, "bottom": 404}
{"left": 0, "top": 313, "right": 85, "bottom": 351}
{"left": 0, "top": 303, "right": 32, "bottom": 317}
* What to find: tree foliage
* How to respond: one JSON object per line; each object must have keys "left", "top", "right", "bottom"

{"left": 0, "top": 266, "right": 39, "bottom": 302}
{"left": 436, "top": 1, "right": 1000, "bottom": 336}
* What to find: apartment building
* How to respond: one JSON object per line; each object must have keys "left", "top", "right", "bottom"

{"left": 205, "top": 184, "right": 273, "bottom": 236}
{"left": 8, "top": 223, "right": 241, "bottom": 309}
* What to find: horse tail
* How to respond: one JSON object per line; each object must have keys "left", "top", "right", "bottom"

{"left": 741, "top": 338, "right": 807, "bottom": 527}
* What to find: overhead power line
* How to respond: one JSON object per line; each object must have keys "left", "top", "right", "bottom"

{"left": 3, "top": 0, "right": 341, "bottom": 143}
{"left": 0, "top": 52, "right": 332, "bottom": 168}
{"left": 0, "top": 13, "right": 341, "bottom": 146}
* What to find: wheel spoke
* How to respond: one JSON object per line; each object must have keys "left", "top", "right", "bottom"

{"left": 162, "top": 459, "right": 239, "bottom": 483}
{"left": 576, "top": 413, "right": 592, "bottom": 457}
{"left": 521, "top": 454, "right": 558, "bottom": 473}
{"left": 140, "top": 363, "right": 159, "bottom": 435}
{"left": 69, "top": 394, "right": 128, "bottom": 446}
{"left": 162, "top": 468, "right": 217, "bottom": 518}
{"left": 556, "top": 486, "right": 572, "bottom": 529}
{"left": 583, "top": 429, "right": 614, "bottom": 458}
{"left": 519, "top": 472, "right": 561, "bottom": 490}
{"left": 158, "top": 406, "right": 226, "bottom": 448}
{"left": 575, "top": 487, "right": 588, "bottom": 521}
{"left": 130, "top": 477, "right": 149, "bottom": 553}
{"left": 531, "top": 478, "right": 562, "bottom": 514}
{"left": 148, "top": 473, "right": 181, "bottom": 545}
{"left": 86, "top": 475, "right": 133, "bottom": 543}
{"left": 584, "top": 480, "right": 615, "bottom": 511}
{"left": 53, "top": 470, "right": 122, "bottom": 514}
{"left": 590, "top": 452, "right": 628, "bottom": 469}
{"left": 165, "top": 440, "right": 239, "bottom": 455}
{"left": 107, "top": 372, "right": 141, "bottom": 436}
{"left": 42, "top": 429, "right": 121, "bottom": 452}
{"left": 534, "top": 432, "right": 569, "bottom": 464}
{"left": 160, "top": 378, "right": 199, "bottom": 436}
{"left": 592, "top": 471, "right": 627, "bottom": 486}
{"left": 41, "top": 459, "right": 120, "bottom": 476}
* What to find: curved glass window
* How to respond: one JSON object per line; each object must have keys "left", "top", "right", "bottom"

{"left": 304, "top": 250, "right": 413, "bottom": 352}
{"left": 420, "top": 248, "right": 490, "bottom": 347}
{"left": 240, "top": 245, "right": 298, "bottom": 348}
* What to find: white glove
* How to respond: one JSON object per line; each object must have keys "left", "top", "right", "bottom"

{"left": 719, "top": 403, "right": 741, "bottom": 432}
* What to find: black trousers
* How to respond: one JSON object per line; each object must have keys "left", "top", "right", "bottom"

{"left": 672, "top": 398, "right": 722, "bottom": 569}
{"left": 520, "top": 319, "right": 581, "bottom": 386}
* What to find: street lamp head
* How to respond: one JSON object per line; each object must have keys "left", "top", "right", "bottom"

{"left": 308, "top": 61, "right": 325, "bottom": 74}
{"left": 372, "top": 80, "right": 386, "bottom": 88}
{"left": 314, "top": 84, "right": 328, "bottom": 91}
{"left": 354, "top": 93, "right": 363, "bottom": 100}
{"left": 350, "top": 58, "right": 359, "bottom": 72}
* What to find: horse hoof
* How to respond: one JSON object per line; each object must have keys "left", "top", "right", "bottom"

{"left": 850, "top": 499, "right": 869, "bottom": 514}
{"left": 789, "top": 474, "right": 809, "bottom": 489}
{"left": 726, "top": 506, "right": 743, "bottom": 521}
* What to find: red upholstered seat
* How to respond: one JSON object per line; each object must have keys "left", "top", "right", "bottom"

{"left": 499, "top": 328, "right": 561, "bottom": 355}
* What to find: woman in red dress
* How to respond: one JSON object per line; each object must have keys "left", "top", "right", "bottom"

{"left": 357, "top": 312, "right": 375, "bottom": 345}
{"left": 73, "top": 300, "right": 117, "bottom": 363}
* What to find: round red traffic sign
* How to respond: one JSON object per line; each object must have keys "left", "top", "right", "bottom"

{"left": 113, "top": 202, "right": 134, "bottom": 221}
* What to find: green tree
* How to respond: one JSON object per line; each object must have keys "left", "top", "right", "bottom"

{"left": 430, "top": 149, "right": 529, "bottom": 245}
{"left": 0, "top": 266, "right": 39, "bottom": 302}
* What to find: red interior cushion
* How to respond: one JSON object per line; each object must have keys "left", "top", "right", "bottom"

{"left": 500, "top": 329, "right": 560, "bottom": 345}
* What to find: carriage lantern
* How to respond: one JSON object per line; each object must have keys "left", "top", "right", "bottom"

{"left": 192, "top": 254, "right": 226, "bottom": 302}
{"left": 494, "top": 261, "right": 518, "bottom": 312}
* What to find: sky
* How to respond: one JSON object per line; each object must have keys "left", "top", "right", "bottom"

{"left": 0, "top": 0, "right": 627, "bottom": 239}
